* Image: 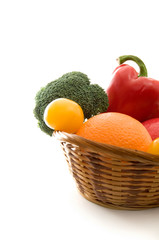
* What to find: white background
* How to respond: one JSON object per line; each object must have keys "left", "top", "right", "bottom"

{"left": 1, "top": 0, "right": 159, "bottom": 239}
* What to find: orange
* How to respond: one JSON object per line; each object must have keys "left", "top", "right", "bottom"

{"left": 76, "top": 112, "right": 152, "bottom": 152}
{"left": 44, "top": 98, "right": 84, "bottom": 133}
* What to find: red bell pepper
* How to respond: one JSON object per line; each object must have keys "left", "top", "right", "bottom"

{"left": 106, "top": 55, "right": 159, "bottom": 122}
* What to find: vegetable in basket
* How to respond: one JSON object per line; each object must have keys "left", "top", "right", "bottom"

{"left": 106, "top": 55, "right": 159, "bottom": 122}
{"left": 34, "top": 71, "right": 109, "bottom": 136}
{"left": 147, "top": 138, "right": 159, "bottom": 155}
{"left": 44, "top": 98, "right": 84, "bottom": 133}
{"left": 142, "top": 118, "right": 159, "bottom": 140}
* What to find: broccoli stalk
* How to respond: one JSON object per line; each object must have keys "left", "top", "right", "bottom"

{"left": 33, "top": 71, "right": 109, "bottom": 136}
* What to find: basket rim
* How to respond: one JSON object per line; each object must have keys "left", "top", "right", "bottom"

{"left": 53, "top": 131, "right": 159, "bottom": 165}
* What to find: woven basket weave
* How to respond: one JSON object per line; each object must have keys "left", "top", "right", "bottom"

{"left": 54, "top": 131, "right": 159, "bottom": 210}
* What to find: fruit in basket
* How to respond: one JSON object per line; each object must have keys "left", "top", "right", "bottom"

{"left": 142, "top": 118, "right": 159, "bottom": 140}
{"left": 44, "top": 98, "right": 84, "bottom": 133}
{"left": 106, "top": 55, "right": 159, "bottom": 122}
{"left": 147, "top": 138, "right": 159, "bottom": 155}
{"left": 33, "top": 71, "right": 109, "bottom": 136}
{"left": 76, "top": 112, "right": 152, "bottom": 151}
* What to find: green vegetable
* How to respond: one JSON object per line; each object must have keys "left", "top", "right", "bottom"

{"left": 33, "top": 71, "right": 109, "bottom": 136}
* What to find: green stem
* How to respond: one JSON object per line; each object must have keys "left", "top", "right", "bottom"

{"left": 117, "top": 55, "right": 148, "bottom": 77}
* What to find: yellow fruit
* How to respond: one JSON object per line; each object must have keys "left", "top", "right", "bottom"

{"left": 147, "top": 138, "right": 159, "bottom": 155}
{"left": 77, "top": 112, "right": 152, "bottom": 151}
{"left": 44, "top": 98, "right": 84, "bottom": 133}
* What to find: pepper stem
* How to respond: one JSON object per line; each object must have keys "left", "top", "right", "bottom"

{"left": 117, "top": 55, "right": 148, "bottom": 77}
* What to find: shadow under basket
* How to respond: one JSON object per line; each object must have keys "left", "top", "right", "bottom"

{"left": 54, "top": 131, "right": 159, "bottom": 210}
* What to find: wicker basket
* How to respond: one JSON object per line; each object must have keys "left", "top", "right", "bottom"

{"left": 54, "top": 131, "right": 159, "bottom": 210}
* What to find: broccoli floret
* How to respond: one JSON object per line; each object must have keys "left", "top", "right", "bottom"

{"left": 33, "top": 71, "right": 109, "bottom": 136}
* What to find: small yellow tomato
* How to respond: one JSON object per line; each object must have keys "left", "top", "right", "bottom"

{"left": 147, "top": 138, "right": 159, "bottom": 155}
{"left": 44, "top": 98, "right": 84, "bottom": 133}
